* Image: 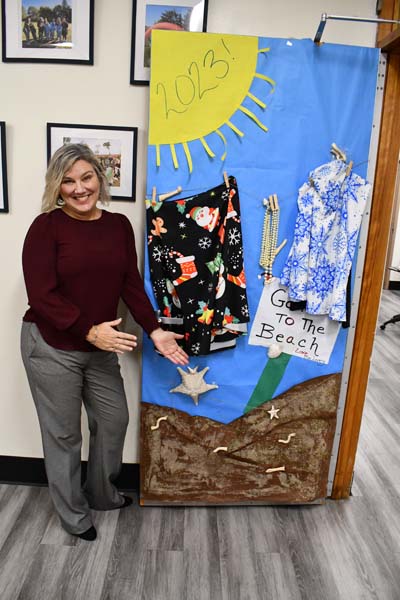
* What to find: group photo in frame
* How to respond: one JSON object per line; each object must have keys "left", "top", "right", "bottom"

{"left": 1, "top": 0, "right": 94, "bottom": 64}
{"left": 47, "top": 123, "right": 138, "bottom": 201}
{"left": 130, "top": 0, "right": 208, "bottom": 84}
{"left": 0, "top": 122, "right": 9, "bottom": 214}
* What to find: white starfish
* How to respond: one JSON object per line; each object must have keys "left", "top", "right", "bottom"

{"left": 170, "top": 366, "right": 218, "bottom": 405}
{"left": 267, "top": 405, "right": 280, "bottom": 420}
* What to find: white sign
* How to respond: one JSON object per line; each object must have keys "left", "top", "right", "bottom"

{"left": 249, "top": 280, "right": 341, "bottom": 364}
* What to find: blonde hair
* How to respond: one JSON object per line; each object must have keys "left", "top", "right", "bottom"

{"left": 41, "top": 143, "right": 111, "bottom": 212}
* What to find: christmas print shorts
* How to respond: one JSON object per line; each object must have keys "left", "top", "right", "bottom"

{"left": 147, "top": 176, "right": 250, "bottom": 356}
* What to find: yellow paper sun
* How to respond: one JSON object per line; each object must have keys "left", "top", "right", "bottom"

{"left": 149, "top": 31, "right": 276, "bottom": 172}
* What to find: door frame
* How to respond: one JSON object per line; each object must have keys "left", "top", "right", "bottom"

{"left": 331, "top": 24, "right": 400, "bottom": 498}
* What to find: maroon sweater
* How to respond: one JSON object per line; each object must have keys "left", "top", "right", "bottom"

{"left": 22, "top": 209, "right": 159, "bottom": 351}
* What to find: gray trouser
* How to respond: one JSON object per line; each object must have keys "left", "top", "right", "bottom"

{"left": 20, "top": 322, "right": 129, "bottom": 534}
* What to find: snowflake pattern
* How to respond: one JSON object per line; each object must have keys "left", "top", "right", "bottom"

{"left": 241, "top": 304, "right": 249, "bottom": 318}
{"left": 198, "top": 237, "right": 212, "bottom": 250}
{"left": 228, "top": 227, "right": 241, "bottom": 245}
{"left": 280, "top": 159, "right": 370, "bottom": 321}
{"left": 298, "top": 188, "right": 314, "bottom": 209}
{"left": 293, "top": 212, "right": 312, "bottom": 243}
{"left": 347, "top": 230, "right": 359, "bottom": 261}
{"left": 310, "top": 226, "right": 329, "bottom": 259}
{"left": 332, "top": 231, "right": 347, "bottom": 257}
{"left": 152, "top": 247, "right": 163, "bottom": 262}
{"left": 147, "top": 178, "right": 249, "bottom": 355}
{"left": 280, "top": 248, "right": 308, "bottom": 289}
{"left": 322, "top": 180, "right": 342, "bottom": 213}
{"left": 221, "top": 189, "right": 230, "bottom": 201}
{"left": 308, "top": 259, "right": 335, "bottom": 297}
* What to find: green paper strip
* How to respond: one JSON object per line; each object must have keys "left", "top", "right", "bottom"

{"left": 244, "top": 352, "right": 291, "bottom": 414}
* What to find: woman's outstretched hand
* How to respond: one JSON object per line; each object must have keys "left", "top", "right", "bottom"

{"left": 149, "top": 328, "right": 189, "bottom": 365}
{"left": 86, "top": 318, "right": 137, "bottom": 354}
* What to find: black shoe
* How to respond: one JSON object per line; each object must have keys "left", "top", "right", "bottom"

{"left": 120, "top": 495, "right": 133, "bottom": 508}
{"left": 73, "top": 525, "right": 97, "bottom": 541}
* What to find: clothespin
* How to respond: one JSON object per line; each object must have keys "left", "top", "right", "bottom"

{"left": 146, "top": 186, "right": 163, "bottom": 212}
{"left": 331, "top": 143, "right": 347, "bottom": 162}
{"left": 159, "top": 185, "right": 182, "bottom": 202}
{"left": 345, "top": 160, "right": 353, "bottom": 177}
{"left": 264, "top": 193, "right": 279, "bottom": 211}
{"left": 223, "top": 171, "right": 229, "bottom": 189}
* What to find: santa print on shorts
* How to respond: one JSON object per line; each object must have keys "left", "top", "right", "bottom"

{"left": 186, "top": 205, "right": 220, "bottom": 232}
{"left": 147, "top": 177, "right": 250, "bottom": 356}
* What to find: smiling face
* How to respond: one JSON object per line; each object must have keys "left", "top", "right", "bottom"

{"left": 59, "top": 159, "right": 101, "bottom": 220}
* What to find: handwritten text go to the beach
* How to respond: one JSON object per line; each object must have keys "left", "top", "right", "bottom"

{"left": 249, "top": 282, "right": 341, "bottom": 364}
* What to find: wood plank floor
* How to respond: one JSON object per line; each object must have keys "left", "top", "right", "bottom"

{"left": 1, "top": 290, "right": 399, "bottom": 600}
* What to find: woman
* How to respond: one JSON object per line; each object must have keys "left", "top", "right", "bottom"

{"left": 21, "top": 144, "right": 188, "bottom": 541}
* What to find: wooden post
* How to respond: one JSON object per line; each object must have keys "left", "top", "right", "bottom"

{"left": 332, "top": 33, "right": 400, "bottom": 498}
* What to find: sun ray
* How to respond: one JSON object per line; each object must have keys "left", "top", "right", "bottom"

{"left": 215, "top": 129, "right": 227, "bottom": 160}
{"left": 247, "top": 91, "right": 267, "bottom": 109}
{"left": 182, "top": 142, "right": 193, "bottom": 173}
{"left": 254, "top": 71, "right": 276, "bottom": 91}
{"left": 225, "top": 120, "right": 244, "bottom": 137}
{"left": 156, "top": 144, "right": 161, "bottom": 167}
{"left": 238, "top": 105, "right": 269, "bottom": 132}
{"left": 200, "top": 137, "right": 216, "bottom": 158}
{"left": 170, "top": 144, "right": 179, "bottom": 169}
{"left": 149, "top": 32, "right": 276, "bottom": 172}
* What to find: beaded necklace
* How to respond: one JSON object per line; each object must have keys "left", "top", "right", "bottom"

{"left": 259, "top": 194, "right": 280, "bottom": 284}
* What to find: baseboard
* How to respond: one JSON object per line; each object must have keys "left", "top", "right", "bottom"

{"left": 389, "top": 280, "right": 400, "bottom": 290}
{"left": 0, "top": 456, "right": 139, "bottom": 491}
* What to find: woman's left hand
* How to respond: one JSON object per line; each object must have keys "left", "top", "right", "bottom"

{"left": 150, "top": 328, "right": 189, "bottom": 365}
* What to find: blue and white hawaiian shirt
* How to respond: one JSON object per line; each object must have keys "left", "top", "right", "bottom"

{"left": 280, "top": 159, "right": 371, "bottom": 321}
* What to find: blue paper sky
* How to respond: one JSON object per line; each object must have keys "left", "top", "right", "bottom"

{"left": 143, "top": 35, "right": 379, "bottom": 424}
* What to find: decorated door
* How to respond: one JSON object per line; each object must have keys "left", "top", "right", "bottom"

{"left": 140, "top": 31, "right": 379, "bottom": 504}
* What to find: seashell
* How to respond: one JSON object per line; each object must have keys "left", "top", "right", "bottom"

{"left": 268, "top": 343, "right": 282, "bottom": 359}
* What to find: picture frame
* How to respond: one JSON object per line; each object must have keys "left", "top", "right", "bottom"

{"left": 0, "top": 122, "right": 9, "bottom": 214}
{"left": 1, "top": 0, "right": 94, "bottom": 65}
{"left": 47, "top": 123, "right": 138, "bottom": 201}
{"left": 130, "top": 0, "right": 208, "bottom": 85}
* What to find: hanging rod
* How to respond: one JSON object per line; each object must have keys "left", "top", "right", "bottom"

{"left": 314, "top": 13, "right": 400, "bottom": 43}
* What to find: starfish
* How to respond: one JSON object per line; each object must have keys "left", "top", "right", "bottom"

{"left": 170, "top": 366, "right": 218, "bottom": 406}
{"left": 267, "top": 405, "right": 280, "bottom": 420}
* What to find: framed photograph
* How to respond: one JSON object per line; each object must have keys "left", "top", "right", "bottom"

{"left": 47, "top": 123, "right": 138, "bottom": 201}
{"left": 0, "top": 122, "right": 9, "bottom": 214}
{"left": 1, "top": 0, "right": 94, "bottom": 64}
{"left": 130, "top": 0, "right": 208, "bottom": 85}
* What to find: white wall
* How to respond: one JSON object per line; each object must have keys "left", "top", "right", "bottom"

{"left": 0, "top": 0, "right": 377, "bottom": 463}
